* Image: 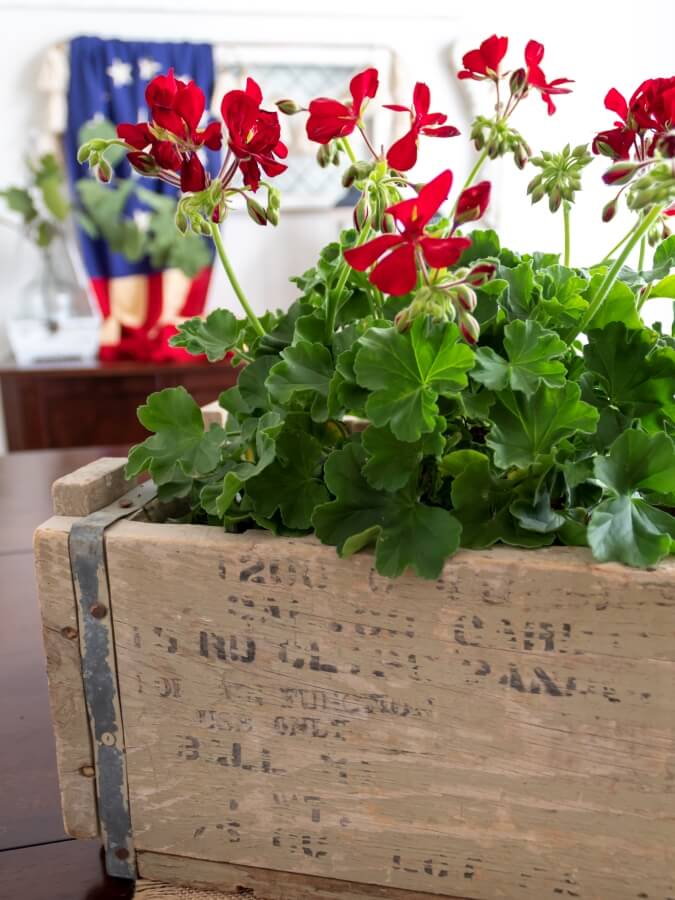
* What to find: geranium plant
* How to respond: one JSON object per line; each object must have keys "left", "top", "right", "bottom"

{"left": 78, "top": 40, "right": 675, "bottom": 578}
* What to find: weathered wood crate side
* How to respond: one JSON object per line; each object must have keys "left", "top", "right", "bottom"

{"left": 33, "top": 462, "right": 675, "bottom": 900}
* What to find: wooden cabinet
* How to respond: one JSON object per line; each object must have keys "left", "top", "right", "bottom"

{"left": 0, "top": 360, "right": 236, "bottom": 451}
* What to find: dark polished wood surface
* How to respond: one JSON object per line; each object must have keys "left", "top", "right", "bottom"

{"left": 0, "top": 445, "right": 134, "bottom": 898}
{"left": 0, "top": 359, "right": 235, "bottom": 451}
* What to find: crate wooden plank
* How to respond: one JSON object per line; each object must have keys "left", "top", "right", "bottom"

{"left": 51, "top": 457, "right": 131, "bottom": 517}
{"left": 137, "top": 853, "right": 473, "bottom": 899}
{"left": 33, "top": 517, "right": 99, "bottom": 839}
{"left": 97, "top": 521, "right": 675, "bottom": 900}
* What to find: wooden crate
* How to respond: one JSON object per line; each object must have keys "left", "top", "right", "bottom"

{"left": 34, "top": 457, "right": 675, "bottom": 900}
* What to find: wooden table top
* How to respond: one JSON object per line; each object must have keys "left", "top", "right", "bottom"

{"left": 0, "top": 446, "right": 135, "bottom": 900}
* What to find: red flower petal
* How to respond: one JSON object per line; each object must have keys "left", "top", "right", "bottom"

{"left": 258, "top": 157, "right": 287, "bottom": 178}
{"left": 370, "top": 242, "right": 417, "bottom": 296}
{"left": 412, "top": 82, "right": 430, "bottom": 116}
{"left": 421, "top": 124, "right": 460, "bottom": 138}
{"left": 455, "top": 180, "right": 491, "bottom": 224}
{"left": 482, "top": 34, "right": 508, "bottom": 71}
{"left": 343, "top": 233, "right": 404, "bottom": 271}
{"left": 524, "top": 40, "right": 545, "bottom": 67}
{"left": 419, "top": 236, "right": 471, "bottom": 269}
{"left": 413, "top": 169, "right": 454, "bottom": 228}
{"left": 349, "top": 67, "right": 379, "bottom": 114}
{"left": 197, "top": 121, "right": 223, "bottom": 151}
{"left": 604, "top": 87, "right": 628, "bottom": 122}
{"left": 383, "top": 104, "right": 411, "bottom": 112}
{"left": 274, "top": 140, "right": 288, "bottom": 159}
{"left": 245, "top": 77, "right": 263, "bottom": 105}
{"left": 386, "top": 129, "right": 420, "bottom": 171}
{"left": 180, "top": 154, "right": 206, "bottom": 192}
{"left": 461, "top": 48, "right": 489, "bottom": 76}
{"left": 153, "top": 107, "right": 187, "bottom": 138}
{"left": 306, "top": 99, "right": 354, "bottom": 143}
{"left": 145, "top": 68, "right": 177, "bottom": 110}
{"left": 239, "top": 158, "right": 261, "bottom": 191}
{"left": 174, "top": 80, "right": 206, "bottom": 133}
{"left": 152, "top": 140, "right": 182, "bottom": 170}
{"left": 127, "top": 151, "right": 157, "bottom": 175}
{"left": 117, "top": 122, "right": 151, "bottom": 149}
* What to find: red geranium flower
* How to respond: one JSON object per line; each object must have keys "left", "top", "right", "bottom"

{"left": 220, "top": 77, "right": 288, "bottom": 192}
{"left": 457, "top": 35, "right": 508, "bottom": 82}
{"left": 524, "top": 41, "right": 573, "bottom": 115}
{"left": 593, "top": 78, "right": 675, "bottom": 159}
{"left": 385, "top": 83, "right": 460, "bottom": 171}
{"left": 454, "top": 181, "right": 491, "bottom": 226}
{"left": 344, "top": 170, "right": 471, "bottom": 296}
{"left": 306, "top": 68, "right": 379, "bottom": 144}
{"left": 117, "top": 69, "right": 222, "bottom": 192}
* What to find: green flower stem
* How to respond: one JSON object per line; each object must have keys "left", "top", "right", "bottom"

{"left": 450, "top": 147, "right": 489, "bottom": 219}
{"left": 596, "top": 220, "right": 640, "bottom": 266}
{"left": 341, "top": 137, "right": 357, "bottom": 164}
{"left": 209, "top": 220, "right": 265, "bottom": 337}
{"left": 325, "top": 225, "right": 372, "bottom": 341}
{"left": 577, "top": 204, "right": 664, "bottom": 336}
{"left": 562, "top": 201, "right": 571, "bottom": 267}
{"left": 638, "top": 235, "right": 646, "bottom": 271}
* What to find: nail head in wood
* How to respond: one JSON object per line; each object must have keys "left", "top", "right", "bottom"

{"left": 89, "top": 603, "right": 107, "bottom": 619}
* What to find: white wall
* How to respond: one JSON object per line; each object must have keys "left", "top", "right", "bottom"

{"left": 0, "top": 0, "right": 673, "bottom": 450}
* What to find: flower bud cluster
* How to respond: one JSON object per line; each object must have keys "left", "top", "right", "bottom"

{"left": 316, "top": 140, "right": 342, "bottom": 169}
{"left": 469, "top": 116, "right": 532, "bottom": 169}
{"left": 527, "top": 144, "right": 592, "bottom": 212}
{"left": 394, "top": 262, "right": 495, "bottom": 342}
{"left": 626, "top": 160, "right": 675, "bottom": 215}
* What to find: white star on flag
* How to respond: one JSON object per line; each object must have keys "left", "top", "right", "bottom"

{"left": 106, "top": 58, "right": 133, "bottom": 87}
{"left": 133, "top": 210, "right": 152, "bottom": 232}
{"left": 138, "top": 57, "right": 162, "bottom": 81}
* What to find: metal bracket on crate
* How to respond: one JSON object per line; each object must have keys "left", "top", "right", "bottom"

{"left": 68, "top": 479, "right": 157, "bottom": 880}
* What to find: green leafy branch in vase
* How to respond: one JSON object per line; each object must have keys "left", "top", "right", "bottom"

{"left": 83, "top": 46, "right": 675, "bottom": 578}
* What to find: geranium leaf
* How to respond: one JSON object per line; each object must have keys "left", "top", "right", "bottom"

{"left": 584, "top": 322, "right": 675, "bottom": 425}
{"left": 266, "top": 340, "right": 334, "bottom": 422}
{"left": 450, "top": 457, "right": 553, "bottom": 548}
{"left": 170, "top": 309, "right": 241, "bottom": 361}
{"left": 238, "top": 355, "right": 277, "bottom": 412}
{"left": 486, "top": 382, "right": 599, "bottom": 469}
{"left": 354, "top": 318, "right": 474, "bottom": 442}
{"left": 594, "top": 430, "right": 675, "bottom": 495}
{"left": 201, "top": 411, "right": 283, "bottom": 517}
{"left": 362, "top": 420, "right": 445, "bottom": 492}
{"left": 126, "top": 387, "right": 226, "bottom": 485}
{"left": 472, "top": 320, "right": 567, "bottom": 394}
{"left": 588, "top": 430, "right": 675, "bottom": 567}
{"left": 313, "top": 442, "right": 461, "bottom": 579}
{"left": 588, "top": 496, "right": 674, "bottom": 567}
{"left": 246, "top": 427, "right": 329, "bottom": 529}
{"left": 586, "top": 277, "right": 641, "bottom": 330}
{"left": 499, "top": 260, "right": 535, "bottom": 318}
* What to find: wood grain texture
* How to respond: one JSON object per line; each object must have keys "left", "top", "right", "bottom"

{"left": 91, "top": 521, "right": 675, "bottom": 900}
{"left": 33, "top": 517, "right": 99, "bottom": 839}
{"left": 137, "top": 854, "right": 472, "bottom": 900}
{"left": 51, "top": 457, "right": 131, "bottom": 516}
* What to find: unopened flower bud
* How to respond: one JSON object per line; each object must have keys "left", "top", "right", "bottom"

{"left": 455, "top": 283, "right": 477, "bottom": 311}
{"left": 459, "top": 312, "right": 480, "bottom": 345}
{"left": 548, "top": 187, "right": 562, "bottom": 213}
{"left": 514, "top": 143, "right": 529, "bottom": 170}
{"left": 175, "top": 208, "right": 189, "bottom": 233}
{"left": 509, "top": 67, "right": 528, "bottom": 98}
{"left": 602, "top": 160, "right": 641, "bottom": 186}
{"left": 342, "top": 164, "right": 358, "bottom": 188}
{"left": 466, "top": 262, "right": 496, "bottom": 287}
{"left": 602, "top": 198, "right": 618, "bottom": 223}
{"left": 395, "top": 307, "right": 412, "bottom": 332}
{"left": 656, "top": 131, "right": 675, "bottom": 159}
{"left": 316, "top": 144, "right": 331, "bottom": 169}
{"left": 95, "top": 158, "right": 112, "bottom": 183}
{"left": 382, "top": 212, "right": 396, "bottom": 233}
{"left": 454, "top": 181, "right": 491, "bottom": 226}
{"left": 353, "top": 194, "right": 370, "bottom": 231}
{"left": 275, "top": 98, "right": 302, "bottom": 116}
{"left": 245, "top": 196, "right": 267, "bottom": 226}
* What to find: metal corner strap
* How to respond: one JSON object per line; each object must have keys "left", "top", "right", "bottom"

{"left": 68, "top": 480, "right": 157, "bottom": 880}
